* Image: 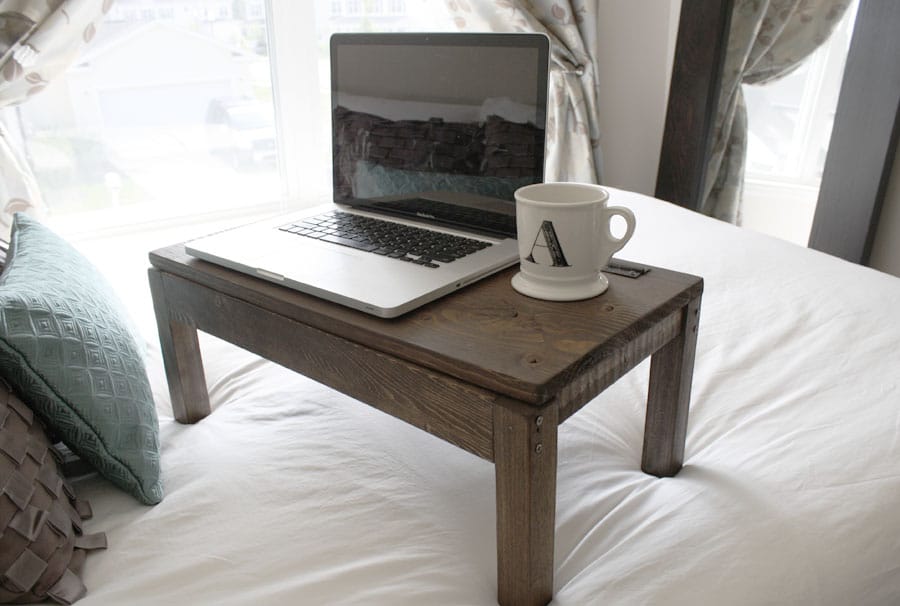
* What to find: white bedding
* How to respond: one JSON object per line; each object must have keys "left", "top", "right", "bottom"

{"left": 70, "top": 189, "right": 900, "bottom": 605}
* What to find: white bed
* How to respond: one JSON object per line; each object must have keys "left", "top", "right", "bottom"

{"left": 69, "top": 188, "right": 900, "bottom": 605}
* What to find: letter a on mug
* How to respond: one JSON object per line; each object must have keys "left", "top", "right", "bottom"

{"left": 513, "top": 182, "right": 636, "bottom": 301}
{"left": 525, "top": 220, "right": 571, "bottom": 267}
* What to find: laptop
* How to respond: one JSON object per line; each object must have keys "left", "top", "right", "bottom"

{"left": 185, "top": 32, "right": 550, "bottom": 318}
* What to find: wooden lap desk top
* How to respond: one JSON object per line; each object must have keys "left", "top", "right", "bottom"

{"left": 148, "top": 244, "right": 703, "bottom": 606}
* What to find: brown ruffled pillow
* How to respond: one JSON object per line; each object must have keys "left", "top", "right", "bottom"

{"left": 0, "top": 379, "right": 107, "bottom": 604}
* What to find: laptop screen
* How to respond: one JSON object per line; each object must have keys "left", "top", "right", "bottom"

{"left": 330, "top": 33, "right": 549, "bottom": 235}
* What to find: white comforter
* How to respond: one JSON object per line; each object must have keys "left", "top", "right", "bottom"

{"left": 73, "top": 189, "right": 900, "bottom": 605}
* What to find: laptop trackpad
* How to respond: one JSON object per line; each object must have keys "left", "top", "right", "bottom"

{"left": 255, "top": 244, "right": 380, "bottom": 287}
{"left": 254, "top": 241, "right": 438, "bottom": 311}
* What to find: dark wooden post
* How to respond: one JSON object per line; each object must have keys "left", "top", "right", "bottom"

{"left": 655, "top": 0, "right": 734, "bottom": 211}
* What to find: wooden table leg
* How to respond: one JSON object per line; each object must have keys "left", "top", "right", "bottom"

{"left": 642, "top": 294, "right": 701, "bottom": 477}
{"left": 493, "top": 399, "right": 558, "bottom": 606}
{"left": 148, "top": 269, "right": 211, "bottom": 423}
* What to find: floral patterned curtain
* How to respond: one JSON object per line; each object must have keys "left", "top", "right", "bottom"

{"left": 0, "top": 0, "right": 113, "bottom": 240}
{"left": 703, "top": 0, "right": 850, "bottom": 224}
{"left": 445, "top": 0, "right": 602, "bottom": 184}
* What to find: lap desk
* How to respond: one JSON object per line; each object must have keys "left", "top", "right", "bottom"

{"left": 148, "top": 243, "right": 703, "bottom": 606}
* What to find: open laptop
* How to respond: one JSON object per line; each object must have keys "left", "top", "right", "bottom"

{"left": 185, "top": 32, "right": 549, "bottom": 318}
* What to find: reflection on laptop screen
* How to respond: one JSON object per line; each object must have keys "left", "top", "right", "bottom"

{"left": 330, "top": 33, "right": 549, "bottom": 225}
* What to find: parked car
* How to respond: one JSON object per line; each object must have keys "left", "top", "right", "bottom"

{"left": 205, "top": 97, "right": 276, "bottom": 167}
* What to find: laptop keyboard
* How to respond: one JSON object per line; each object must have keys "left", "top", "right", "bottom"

{"left": 278, "top": 211, "right": 492, "bottom": 268}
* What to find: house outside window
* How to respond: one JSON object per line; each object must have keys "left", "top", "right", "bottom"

{"left": 247, "top": 2, "right": 265, "bottom": 20}
{"left": 2, "top": 0, "right": 453, "bottom": 241}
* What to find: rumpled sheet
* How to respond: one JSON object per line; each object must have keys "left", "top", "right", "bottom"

{"left": 72, "top": 189, "right": 900, "bottom": 605}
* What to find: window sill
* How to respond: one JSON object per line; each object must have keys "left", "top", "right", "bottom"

{"left": 741, "top": 177, "right": 819, "bottom": 246}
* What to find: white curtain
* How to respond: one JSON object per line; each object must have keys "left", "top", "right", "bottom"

{"left": 703, "top": 0, "right": 851, "bottom": 223}
{"left": 445, "top": 0, "right": 602, "bottom": 184}
{"left": 0, "top": 0, "right": 113, "bottom": 240}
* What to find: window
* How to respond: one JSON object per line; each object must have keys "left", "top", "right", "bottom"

{"left": 247, "top": 2, "right": 264, "bottom": 20}
{"left": 4, "top": 0, "right": 454, "bottom": 241}
{"left": 741, "top": 1, "right": 859, "bottom": 245}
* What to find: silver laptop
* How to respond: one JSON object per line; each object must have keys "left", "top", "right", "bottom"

{"left": 186, "top": 32, "right": 549, "bottom": 318}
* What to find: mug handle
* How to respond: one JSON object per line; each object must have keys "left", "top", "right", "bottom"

{"left": 604, "top": 205, "right": 636, "bottom": 255}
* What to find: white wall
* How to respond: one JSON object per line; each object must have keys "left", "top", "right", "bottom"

{"left": 593, "top": 0, "right": 681, "bottom": 195}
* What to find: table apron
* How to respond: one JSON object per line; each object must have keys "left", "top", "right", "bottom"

{"left": 155, "top": 270, "right": 498, "bottom": 461}
{"left": 556, "top": 306, "right": 685, "bottom": 423}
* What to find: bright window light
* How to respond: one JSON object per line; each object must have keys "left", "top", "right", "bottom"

{"left": 741, "top": 1, "right": 859, "bottom": 245}
{"left": 5, "top": 0, "right": 454, "bottom": 241}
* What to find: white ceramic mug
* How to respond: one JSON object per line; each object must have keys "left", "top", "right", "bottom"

{"left": 511, "top": 182, "right": 636, "bottom": 301}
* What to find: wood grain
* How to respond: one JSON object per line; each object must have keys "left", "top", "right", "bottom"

{"left": 556, "top": 305, "right": 683, "bottom": 424}
{"left": 150, "top": 245, "right": 702, "bottom": 406}
{"left": 642, "top": 295, "right": 701, "bottom": 476}
{"left": 148, "top": 243, "right": 703, "bottom": 606}
{"left": 148, "top": 268, "right": 210, "bottom": 423}
{"left": 157, "top": 271, "right": 496, "bottom": 460}
{"left": 655, "top": 0, "right": 734, "bottom": 210}
{"left": 494, "top": 398, "right": 557, "bottom": 606}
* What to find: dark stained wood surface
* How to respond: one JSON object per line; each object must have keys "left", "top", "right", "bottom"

{"left": 150, "top": 244, "right": 703, "bottom": 407}
{"left": 642, "top": 295, "right": 701, "bottom": 476}
{"left": 152, "top": 268, "right": 497, "bottom": 460}
{"left": 494, "top": 398, "right": 557, "bottom": 606}
{"left": 148, "top": 269, "right": 210, "bottom": 423}
{"left": 149, "top": 243, "right": 703, "bottom": 606}
{"left": 655, "top": 0, "right": 734, "bottom": 210}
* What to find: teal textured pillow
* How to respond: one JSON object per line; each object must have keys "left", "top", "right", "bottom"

{"left": 0, "top": 213, "right": 162, "bottom": 505}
